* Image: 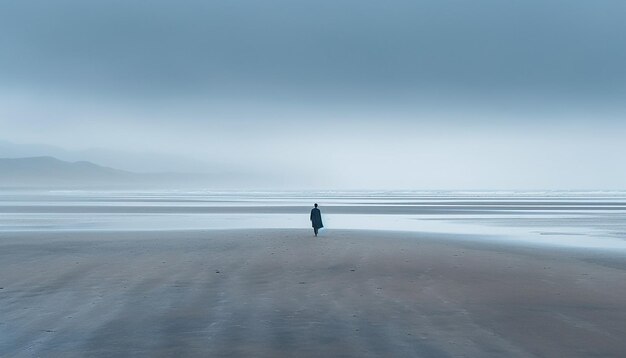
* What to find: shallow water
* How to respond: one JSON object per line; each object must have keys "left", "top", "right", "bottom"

{"left": 1, "top": 190, "right": 626, "bottom": 250}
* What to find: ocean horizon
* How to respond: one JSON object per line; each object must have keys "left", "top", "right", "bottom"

{"left": 2, "top": 189, "right": 626, "bottom": 250}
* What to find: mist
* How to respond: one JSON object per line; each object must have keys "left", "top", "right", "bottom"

{"left": 1, "top": 0, "right": 625, "bottom": 189}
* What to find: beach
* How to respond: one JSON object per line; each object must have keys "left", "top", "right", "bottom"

{"left": 2, "top": 228, "right": 625, "bottom": 357}
{"left": 4, "top": 0, "right": 625, "bottom": 355}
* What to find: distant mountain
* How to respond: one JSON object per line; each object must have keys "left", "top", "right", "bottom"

{"left": 0, "top": 156, "right": 237, "bottom": 189}
{"left": 0, "top": 156, "right": 141, "bottom": 187}
{"left": 0, "top": 139, "right": 218, "bottom": 173}
{"left": 0, "top": 140, "right": 277, "bottom": 188}
{"left": 0, "top": 154, "right": 279, "bottom": 189}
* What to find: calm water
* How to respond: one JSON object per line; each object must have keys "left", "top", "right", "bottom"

{"left": 1, "top": 190, "right": 626, "bottom": 250}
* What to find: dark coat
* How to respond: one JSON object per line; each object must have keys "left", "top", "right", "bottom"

{"left": 310, "top": 208, "right": 323, "bottom": 229}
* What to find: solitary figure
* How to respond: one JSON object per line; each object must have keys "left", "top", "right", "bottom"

{"left": 310, "top": 203, "right": 323, "bottom": 236}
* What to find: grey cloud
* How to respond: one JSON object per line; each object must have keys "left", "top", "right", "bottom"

{"left": 1, "top": 0, "right": 625, "bottom": 99}
{"left": 2, "top": 1, "right": 626, "bottom": 189}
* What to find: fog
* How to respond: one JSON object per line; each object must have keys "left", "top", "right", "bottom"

{"left": 1, "top": 0, "right": 625, "bottom": 189}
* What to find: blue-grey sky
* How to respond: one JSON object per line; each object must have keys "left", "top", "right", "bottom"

{"left": 1, "top": 0, "right": 625, "bottom": 189}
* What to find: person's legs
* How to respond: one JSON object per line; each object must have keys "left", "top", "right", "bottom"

{"left": 314, "top": 227, "right": 318, "bottom": 236}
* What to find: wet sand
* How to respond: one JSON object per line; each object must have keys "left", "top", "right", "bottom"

{"left": 1, "top": 229, "right": 625, "bottom": 357}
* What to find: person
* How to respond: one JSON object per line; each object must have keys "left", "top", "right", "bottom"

{"left": 310, "top": 203, "right": 323, "bottom": 237}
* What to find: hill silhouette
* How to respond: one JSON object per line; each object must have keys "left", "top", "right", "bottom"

{"left": 0, "top": 156, "right": 138, "bottom": 187}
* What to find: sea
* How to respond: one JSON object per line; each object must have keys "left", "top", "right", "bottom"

{"left": 1, "top": 189, "right": 626, "bottom": 250}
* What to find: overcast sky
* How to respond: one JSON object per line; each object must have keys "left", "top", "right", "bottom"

{"left": 1, "top": 0, "right": 625, "bottom": 189}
